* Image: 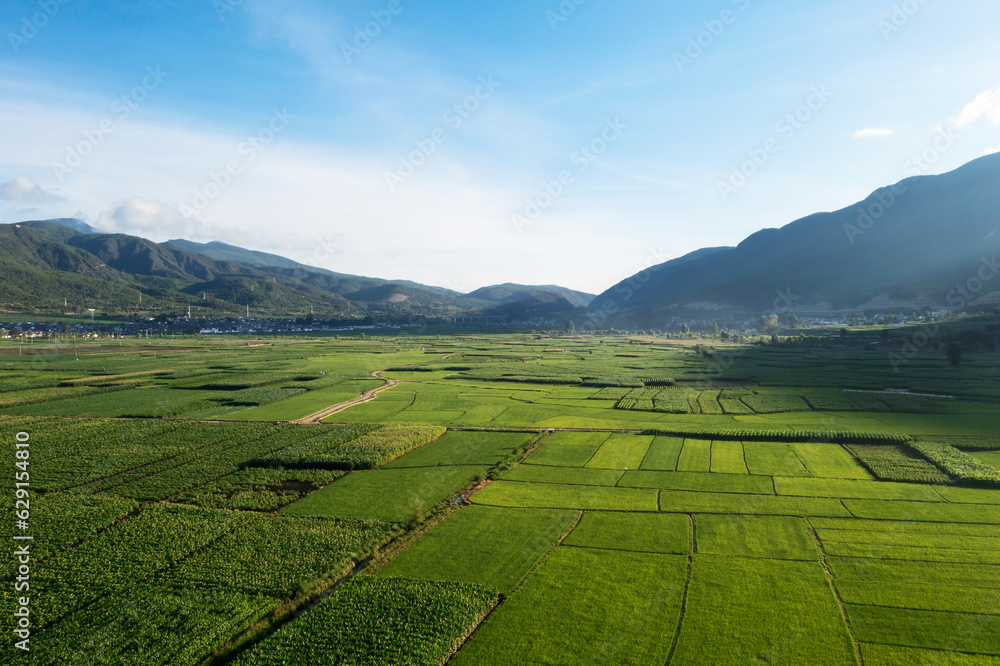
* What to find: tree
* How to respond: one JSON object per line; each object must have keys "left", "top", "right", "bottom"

{"left": 756, "top": 315, "right": 779, "bottom": 334}
{"left": 946, "top": 342, "right": 963, "bottom": 367}
{"left": 710, "top": 322, "right": 720, "bottom": 336}
{"left": 680, "top": 324, "right": 690, "bottom": 335}
{"left": 565, "top": 321, "right": 575, "bottom": 334}
{"left": 788, "top": 315, "right": 801, "bottom": 329}
{"left": 720, "top": 330, "right": 730, "bottom": 342}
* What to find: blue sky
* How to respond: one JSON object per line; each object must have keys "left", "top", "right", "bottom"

{"left": 1, "top": 0, "right": 999, "bottom": 294}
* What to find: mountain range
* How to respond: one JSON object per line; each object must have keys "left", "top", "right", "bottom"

{"left": 2, "top": 153, "right": 999, "bottom": 326}
{"left": 0, "top": 221, "right": 593, "bottom": 321}
{"left": 594, "top": 153, "right": 1000, "bottom": 324}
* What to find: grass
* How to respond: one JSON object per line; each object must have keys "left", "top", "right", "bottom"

{"left": 773, "top": 477, "right": 945, "bottom": 501}
{"left": 861, "top": 644, "right": 1000, "bottom": 666}
{"left": 791, "top": 443, "right": 873, "bottom": 480}
{"left": 659, "top": 490, "right": 852, "bottom": 518}
{"left": 934, "top": 486, "right": 1000, "bottom": 504}
{"left": 843, "top": 499, "right": 1000, "bottom": 524}
{"left": 828, "top": 557, "right": 1000, "bottom": 589}
{"left": 500, "top": 464, "right": 624, "bottom": 487}
{"left": 671, "top": 555, "right": 858, "bottom": 665}
{"left": 837, "top": 581, "right": 1000, "bottom": 615}
{"left": 524, "top": 431, "right": 609, "bottom": 467}
{"left": 381, "top": 430, "right": 532, "bottom": 469}
{"left": 584, "top": 434, "right": 653, "bottom": 470}
{"left": 619, "top": 470, "right": 774, "bottom": 495}
{"left": 452, "top": 547, "right": 686, "bottom": 665}
{"left": 676, "top": 439, "right": 712, "bottom": 472}
{"left": 744, "top": 442, "right": 811, "bottom": 477}
{"left": 695, "top": 515, "right": 818, "bottom": 560}
{"left": 562, "top": 511, "right": 690, "bottom": 555}
{"left": 847, "top": 605, "right": 1000, "bottom": 656}
{"left": 377, "top": 506, "right": 577, "bottom": 594}
{"left": 471, "top": 480, "right": 659, "bottom": 512}
{"left": 639, "top": 436, "right": 684, "bottom": 470}
{"left": 282, "top": 466, "right": 487, "bottom": 523}
{"left": 710, "top": 440, "right": 749, "bottom": 474}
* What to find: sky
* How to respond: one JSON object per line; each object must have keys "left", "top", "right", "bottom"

{"left": 1, "top": 0, "right": 999, "bottom": 295}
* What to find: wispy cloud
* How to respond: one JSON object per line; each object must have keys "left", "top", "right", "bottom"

{"left": 853, "top": 128, "right": 895, "bottom": 138}
{"left": 0, "top": 175, "right": 63, "bottom": 204}
{"left": 956, "top": 87, "right": 1000, "bottom": 128}
{"left": 984, "top": 146, "right": 1000, "bottom": 156}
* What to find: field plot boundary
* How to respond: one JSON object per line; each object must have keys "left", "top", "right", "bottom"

{"left": 295, "top": 371, "right": 399, "bottom": 424}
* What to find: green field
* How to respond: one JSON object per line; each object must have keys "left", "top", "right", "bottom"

{"left": 2, "top": 333, "right": 1000, "bottom": 664}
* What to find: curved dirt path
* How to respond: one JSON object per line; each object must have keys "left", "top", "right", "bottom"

{"left": 295, "top": 370, "right": 400, "bottom": 424}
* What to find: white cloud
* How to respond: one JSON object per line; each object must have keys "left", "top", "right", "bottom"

{"left": 956, "top": 87, "right": 1000, "bottom": 128}
{"left": 0, "top": 175, "right": 63, "bottom": 204}
{"left": 96, "top": 198, "right": 202, "bottom": 238}
{"left": 984, "top": 146, "right": 1000, "bottom": 156}
{"left": 853, "top": 128, "right": 895, "bottom": 138}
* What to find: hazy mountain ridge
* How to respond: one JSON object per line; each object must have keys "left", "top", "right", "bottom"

{"left": 592, "top": 153, "right": 1000, "bottom": 323}
{"left": 0, "top": 221, "right": 589, "bottom": 320}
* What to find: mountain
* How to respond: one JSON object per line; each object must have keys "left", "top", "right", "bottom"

{"left": 468, "top": 284, "right": 595, "bottom": 310}
{"left": 0, "top": 220, "right": 586, "bottom": 322}
{"left": 165, "top": 239, "right": 308, "bottom": 271}
{"left": 593, "top": 153, "right": 1000, "bottom": 324}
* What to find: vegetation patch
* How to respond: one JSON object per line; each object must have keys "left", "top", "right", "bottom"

{"left": 234, "top": 577, "right": 498, "bottom": 666}
{"left": 562, "top": 511, "right": 690, "bottom": 555}
{"left": 671, "top": 556, "right": 858, "bottom": 665}
{"left": 452, "top": 548, "right": 686, "bottom": 665}
{"left": 910, "top": 441, "right": 1000, "bottom": 487}
{"left": 847, "top": 443, "right": 952, "bottom": 484}
{"left": 377, "top": 506, "right": 577, "bottom": 594}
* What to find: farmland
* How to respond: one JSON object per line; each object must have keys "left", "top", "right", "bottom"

{"left": 2, "top": 333, "right": 1000, "bottom": 664}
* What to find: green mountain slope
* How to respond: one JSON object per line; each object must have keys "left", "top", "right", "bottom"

{"left": 592, "top": 153, "right": 1000, "bottom": 323}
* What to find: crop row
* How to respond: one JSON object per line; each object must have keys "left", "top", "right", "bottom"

{"left": 110, "top": 426, "right": 338, "bottom": 500}
{"left": 69, "top": 422, "right": 281, "bottom": 495}
{"left": 11, "top": 419, "right": 194, "bottom": 492}
{"left": 846, "top": 444, "right": 952, "bottom": 484}
{"left": 32, "top": 584, "right": 277, "bottom": 666}
{"left": 642, "top": 428, "right": 911, "bottom": 445}
{"left": 0, "top": 494, "right": 139, "bottom": 578}
{"left": 162, "top": 514, "right": 398, "bottom": 599}
{"left": 176, "top": 467, "right": 345, "bottom": 511}
{"left": 12, "top": 504, "right": 251, "bottom": 628}
{"left": 233, "top": 577, "right": 498, "bottom": 665}
{"left": 262, "top": 425, "right": 445, "bottom": 470}
{"left": 909, "top": 442, "right": 1000, "bottom": 487}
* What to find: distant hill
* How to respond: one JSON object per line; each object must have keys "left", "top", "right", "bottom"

{"left": 0, "top": 220, "right": 587, "bottom": 322}
{"left": 166, "top": 239, "right": 306, "bottom": 270}
{"left": 468, "top": 284, "right": 595, "bottom": 310}
{"left": 592, "top": 153, "right": 1000, "bottom": 324}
